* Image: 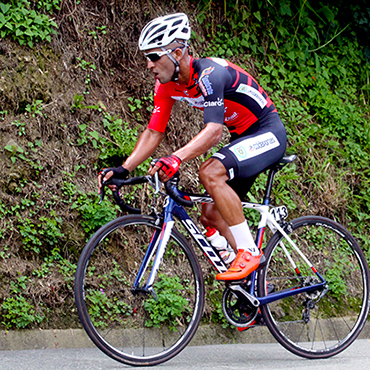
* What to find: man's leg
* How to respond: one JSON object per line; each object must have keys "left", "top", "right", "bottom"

{"left": 199, "top": 158, "right": 261, "bottom": 281}
{"left": 200, "top": 203, "right": 237, "bottom": 252}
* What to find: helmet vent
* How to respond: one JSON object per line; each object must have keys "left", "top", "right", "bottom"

{"left": 172, "top": 20, "right": 182, "bottom": 27}
{"left": 168, "top": 29, "right": 177, "bottom": 37}
{"left": 139, "top": 13, "right": 191, "bottom": 51}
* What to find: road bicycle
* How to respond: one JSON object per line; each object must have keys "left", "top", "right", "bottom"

{"left": 74, "top": 154, "right": 370, "bottom": 366}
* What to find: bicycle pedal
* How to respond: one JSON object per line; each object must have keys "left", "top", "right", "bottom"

{"left": 236, "top": 312, "right": 264, "bottom": 331}
{"left": 237, "top": 320, "right": 256, "bottom": 332}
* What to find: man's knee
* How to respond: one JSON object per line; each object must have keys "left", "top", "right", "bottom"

{"left": 199, "top": 159, "right": 227, "bottom": 187}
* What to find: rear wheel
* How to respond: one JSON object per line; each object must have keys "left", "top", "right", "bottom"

{"left": 258, "top": 216, "right": 369, "bottom": 358}
{"left": 75, "top": 215, "right": 204, "bottom": 366}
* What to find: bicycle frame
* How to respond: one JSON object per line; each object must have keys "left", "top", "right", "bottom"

{"left": 132, "top": 188, "right": 327, "bottom": 306}
{"left": 77, "top": 155, "right": 369, "bottom": 366}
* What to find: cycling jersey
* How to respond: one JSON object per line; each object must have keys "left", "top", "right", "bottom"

{"left": 148, "top": 56, "right": 277, "bottom": 135}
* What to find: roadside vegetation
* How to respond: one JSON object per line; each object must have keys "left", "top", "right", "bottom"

{"left": 0, "top": 0, "right": 369, "bottom": 330}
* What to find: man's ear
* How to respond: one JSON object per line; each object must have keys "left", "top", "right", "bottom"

{"left": 173, "top": 48, "right": 184, "bottom": 62}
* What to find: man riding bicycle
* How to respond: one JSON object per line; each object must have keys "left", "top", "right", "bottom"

{"left": 98, "top": 13, "right": 287, "bottom": 281}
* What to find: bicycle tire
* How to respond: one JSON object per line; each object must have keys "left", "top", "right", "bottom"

{"left": 75, "top": 215, "right": 205, "bottom": 366}
{"left": 258, "top": 215, "right": 369, "bottom": 359}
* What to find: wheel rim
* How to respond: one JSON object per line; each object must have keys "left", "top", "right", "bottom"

{"left": 261, "top": 218, "right": 369, "bottom": 357}
{"left": 76, "top": 218, "right": 203, "bottom": 364}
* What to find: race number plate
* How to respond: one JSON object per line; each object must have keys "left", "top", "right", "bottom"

{"left": 269, "top": 206, "right": 288, "bottom": 222}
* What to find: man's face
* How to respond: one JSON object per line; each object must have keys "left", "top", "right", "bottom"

{"left": 144, "top": 48, "right": 176, "bottom": 84}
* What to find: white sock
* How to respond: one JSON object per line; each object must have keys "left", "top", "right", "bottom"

{"left": 229, "top": 221, "right": 259, "bottom": 256}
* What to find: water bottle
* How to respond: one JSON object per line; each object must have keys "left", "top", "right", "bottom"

{"left": 205, "top": 227, "right": 236, "bottom": 264}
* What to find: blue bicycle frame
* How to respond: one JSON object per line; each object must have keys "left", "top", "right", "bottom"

{"left": 132, "top": 185, "right": 327, "bottom": 306}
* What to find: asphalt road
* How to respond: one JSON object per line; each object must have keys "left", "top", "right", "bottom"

{"left": 1, "top": 339, "right": 370, "bottom": 370}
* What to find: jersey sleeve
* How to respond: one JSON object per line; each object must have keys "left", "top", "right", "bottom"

{"left": 147, "top": 81, "right": 175, "bottom": 133}
{"left": 197, "top": 62, "right": 231, "bottom": 125}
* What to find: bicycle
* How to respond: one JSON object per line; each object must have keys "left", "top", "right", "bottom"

{"left": 74, "top": 154, "right": 370, "bottom": 366}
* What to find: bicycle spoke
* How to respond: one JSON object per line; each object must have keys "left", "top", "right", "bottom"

{"left": 75, "top": 216, "right": 204, "bottom": 366}
{"left": 259, "top": 216, "right": 369, "bottom": 359}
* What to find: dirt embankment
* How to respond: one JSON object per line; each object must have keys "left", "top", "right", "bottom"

{"left": 0, "top": 0, "right": 230, "bottom": 329}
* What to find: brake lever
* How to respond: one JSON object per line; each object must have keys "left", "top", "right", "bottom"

{"left": 99, "top": 184, "right": 105, "bottom": 204}
{"left": 147, "top": 172, "right": 161, "bottom": 194}
{"left": 154, "top": 172, "right": 161, "bottom": 194}
{"left": 99, "top": 178, "right": 113, "bottom": 204}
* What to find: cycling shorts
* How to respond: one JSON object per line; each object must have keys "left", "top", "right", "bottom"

{"left": 211, "top": 113, "right": 287, "bottom": 200}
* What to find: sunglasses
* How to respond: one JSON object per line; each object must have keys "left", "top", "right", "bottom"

{"left": 144, "top": 46, "right": 185, "bottom": 62}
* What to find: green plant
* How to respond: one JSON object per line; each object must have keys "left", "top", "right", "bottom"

{"left": 127, "top": 94, "right": 154, "bottom": 121}
{"left": 25, "top": 99, "right": 44, "bottom": 117}
{"left": 4, "top": 143, "right": 25, "bottom": 164}
{"left": 87, "top": 25, "right": 107, "bottom": 39}
{"left": 71, "top": 193, "right": 118, "bottom": 236}
{"left": 1, "top": 296, "right": 44, "bottom": 329}
{"left": 18, "top": 212, "right": 64, "bottom": 254}
{"left": 143, "top": 274, "right": 189, "bottom": 330}
{"left": 36, "top": 0, "right": 61, "bottom": 13}
{"left": 0, "top": 110, "right": 7, "bottom": 119}
{"left": 11, "top": 120, "right": 26, "bottom": 136}
{"left": 76, "top": 57, "right": 96, "bottom": 93}
{"left": 0, "top": 0, "right": 59, "bottom": 48}
{"left": 206, "top": 281, "right": 232, "bottom": 328}
{"left": 74, "top": 111, "right": 149, "bottom": 174}
{"left": 87, "top": 289, "right": 133, "bottom": 328}
{"left": 4, "top": 142, "right": 44, "bottom": 174}
{"left": 70, "top": 94, "right": 85, "bottom": 113}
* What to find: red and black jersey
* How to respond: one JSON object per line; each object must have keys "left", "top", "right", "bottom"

{"left": 148, "top": 56, "right": 277, "bottom": 135}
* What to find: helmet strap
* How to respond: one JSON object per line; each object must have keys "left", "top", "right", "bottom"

{"left": 162, "top": 45, "right": 187, "bottom": 82}
{"left": 166, "top": 53, "right": 180, "bottom": 81}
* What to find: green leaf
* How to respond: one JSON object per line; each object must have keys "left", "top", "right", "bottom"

{"left": 4, "top": 145, "right": 14, "bottom": 152}
{"left": 253, "top": 11, "right": 262, "bottom": 22}
{"left": 0, "top": 3, "right": 11, "bottom": 15}
{"left": 4, "top": 22, "right": 13, "bottom": 31}
{"left": 33, "top": 16, "right": 44, "bottom": 26}
{"left": 89, "top": 131, "right": 100, "bottom": 140}
{"left": 24, "top": 29, "right": 34, "bottom": 37}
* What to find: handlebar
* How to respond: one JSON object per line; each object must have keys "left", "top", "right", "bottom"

{"left": 100, "top": 176, "right": 149, "bottom": 214}
{"left": 164, "top": 178, "right": 194, "bottom": 208}
{"left": 99, "top": 173, "right": 194, "bottom": 214}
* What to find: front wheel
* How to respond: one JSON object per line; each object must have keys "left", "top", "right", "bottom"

{"left": 75, "top": 215, "right": 204, "bottom": 366}
{"left": 258, "top": 216, "right": 369, "bottom": 359}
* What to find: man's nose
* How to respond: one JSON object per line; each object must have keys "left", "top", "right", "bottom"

{"left": 147, "top": 59, "right": 155, "bottom": 68}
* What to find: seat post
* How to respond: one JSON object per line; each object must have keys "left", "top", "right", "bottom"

{"left": 263, "top": 168, "right": 277, "bottom": 205}
{"left": 262, "top": 155, "right": 297, "bottom": 205}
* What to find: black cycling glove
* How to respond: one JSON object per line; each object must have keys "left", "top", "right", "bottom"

{"left": 99, "top": 166, "right": 129, "bottom": 179}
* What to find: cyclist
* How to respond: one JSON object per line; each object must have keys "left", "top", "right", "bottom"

{"left": 98, "top": 13, "right": 287, "bottom": 281}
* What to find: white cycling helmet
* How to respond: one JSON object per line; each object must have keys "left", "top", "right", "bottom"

{"left": 139, "top": 13, "right": 191, "bottom": 51}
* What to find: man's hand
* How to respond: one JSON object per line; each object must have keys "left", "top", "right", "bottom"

{"left": 97, "top": 166, "right": 129, "bottom": 194}
{"left": 149, "top": 155, "right": 182, "bottom": 182}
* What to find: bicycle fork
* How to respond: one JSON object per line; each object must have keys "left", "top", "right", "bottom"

{"left": 132, "top": 208, "right": 176, "bottom": 299}
{"left": 132, "top": 195, "right": 229, "bottom": 299}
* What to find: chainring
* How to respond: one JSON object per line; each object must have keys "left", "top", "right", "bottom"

{"left": 222, "top": 286, "right": 259, "bottom": 327}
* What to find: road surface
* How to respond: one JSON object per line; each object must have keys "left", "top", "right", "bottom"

{"left": 1, "top": 339, "right": 370, "bottom": 370}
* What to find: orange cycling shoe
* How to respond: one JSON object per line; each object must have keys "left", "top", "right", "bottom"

{"left": 216, "top": 250, "right": 262, "bottom": 281}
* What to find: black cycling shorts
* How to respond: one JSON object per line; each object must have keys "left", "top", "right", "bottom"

{"left": 211, "top": 113, "right": 287, "bottom": 199}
